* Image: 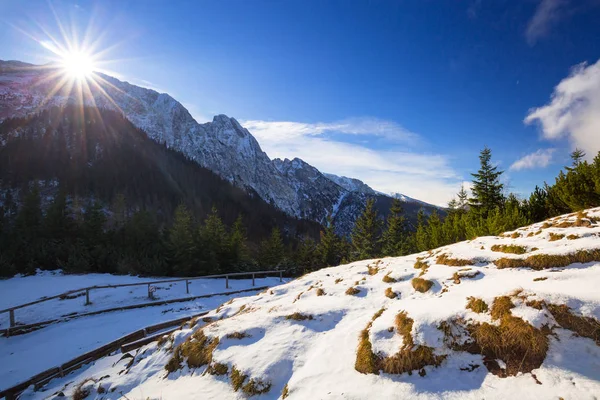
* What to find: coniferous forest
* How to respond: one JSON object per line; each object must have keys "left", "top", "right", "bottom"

{"left": 0, "top": 106, "right": 599, "bottom": 278}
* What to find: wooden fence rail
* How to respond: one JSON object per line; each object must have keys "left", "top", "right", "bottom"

{"left": 0, "top": 270, "right": 283, "bottom": 329}
{"left": 0, "top": 309, "right": 213, "bottom": 400}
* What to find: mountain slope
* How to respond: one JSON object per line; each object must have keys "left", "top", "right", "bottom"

{"left": 0, "top": 60, "right": 440, "bottom": 235}
{"left": 24, "top": 209, "right": 600, "bottom": 399}
{"left": 0, "top": 105, "right": 321, "bottom": 240}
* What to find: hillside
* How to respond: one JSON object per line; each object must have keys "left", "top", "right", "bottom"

{"left": 21, "top": 209, "right": 600, "bottom": 399}
{"left": 0, "top": 60, "right": 441, "bottom": 236}
{"left": 0, "top": 105, "right": 321, "bottom": 239}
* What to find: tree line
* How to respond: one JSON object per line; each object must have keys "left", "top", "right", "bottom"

{"left": 327, "top": 146, "right": 600, "bottom": 262}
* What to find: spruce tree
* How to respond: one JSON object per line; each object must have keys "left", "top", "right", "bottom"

{"left": 169, "top": 204, "right": 196, "bottom": 276}
{"left": 426, "top": 210, "right": 443, "bottom": 249}
{"left": 200, "top": 207, "right": 228, "bottom": 274}
{"left": 381, "top": 198, "right": 406, "bottom": 256}
{"left": 316, "top": 215, "right": 341, "bottom": 266}
{"left": 229, "top": 215, "right": 248, "bottom": 271}
{"left": 469, "top": 147, "right": 504, "bottom": 218}
{"left": 351, "top": 198, "right": 383, "bottom": 260}
{"left": 457, "top": 185, "right": 469, "bottom": 211}
{"left": 259, "top": 227, "right": 285, "bottom": 268}
{"left": 415, "top": 209, "right": 429, "bottom": 252}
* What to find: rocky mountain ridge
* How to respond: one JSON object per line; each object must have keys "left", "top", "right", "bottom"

{"left": 0, "top": 60, "right": 440, "bottom": 234}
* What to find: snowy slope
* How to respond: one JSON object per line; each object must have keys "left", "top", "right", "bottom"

{"left": 20, "top": 209, "right": 600, "bottom": 399}
{"left": 0, "top": 272, "right": 287, "bottom": 391}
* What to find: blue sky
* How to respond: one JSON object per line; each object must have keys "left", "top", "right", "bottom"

{"left": 1, "top": 0, "right": 600, "bottom": 205}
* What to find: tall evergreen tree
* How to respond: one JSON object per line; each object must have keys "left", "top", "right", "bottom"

{"left": 259, "top": 227, "right": 285, "bottom": 268}
{"left": 469, "top": 147, "right": 504, "bottom": 218}
{"left": 169, "top": 204, "right": 196, "bottom": 276}
{"left": 414, "top": 208, "right": 429, "bottom": 252}
{"left": 200, "top": 207, "right": 229, "bottom": 274}
{"left": 351, "top": 198, "right": 383, "bottom": 260}
{"left": 229, "top": 215, "right": 249, "bottom": 270}
{"left": 316, "top": 215, "right": 342, "bottom": 266}
{"left": 381, "top": 198, "right": 407, "bottom": 256}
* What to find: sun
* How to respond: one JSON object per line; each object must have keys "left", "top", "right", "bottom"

{"left": 60, "top": 51, "right": 95, "bottom": 80}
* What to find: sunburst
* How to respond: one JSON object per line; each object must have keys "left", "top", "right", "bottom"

{"left": 12, "top": 5, "right": 130, "bottom": 118}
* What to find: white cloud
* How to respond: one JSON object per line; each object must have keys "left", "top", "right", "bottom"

{"left": 241, "top": 119, "right": 463, "bottom": 206}
{"left": 525, "top": 59, "right": 600, "bottom": 160}
{"left": 525, "top": 0, "right": 566, "bottom": 45}
{"left": 243, "top": 117, "right": 419, "bottom": 144}
{"left": 510, "top": 148, "right": 556, "bottom": 171}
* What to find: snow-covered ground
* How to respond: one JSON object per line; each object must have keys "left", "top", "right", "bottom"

{"left": 15, "top": 209, "right": 600, "bottom": 399}
{"left": 0, "top": 272, "right": 286, "bottom": 392}
{"left": 0, "top": 271, "right": 283, "bottom": 328}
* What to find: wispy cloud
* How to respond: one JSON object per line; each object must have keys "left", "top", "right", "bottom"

{"left": 510, "top": 148, "right": 556, "bottom": 171}
{"left": 243, "top": 117, "right": 420, "bottom": 144}
{"left": 525, "top": 0, "right": 567, "bottom": 45}
{"left": 525, "top": 59, "right": 600, "bottom": 160}
{"left": 241, "top": 118, "right": 463, "bottom": 206}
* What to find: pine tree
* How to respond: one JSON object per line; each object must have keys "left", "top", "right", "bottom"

{"left": 426, "top": 210, "right": 443, "bottom": 249}
{"left": 351, "top": 198, "right": 383, "bottom": 260}
{"left": 200, "top": 207, "right": 229, "bottom": 274}
{"left": 457, "top": 185, "right": 469, "bottom": 211}
{"left": 169, "top": 204, "right": 196, "bottom": 276}
{"left": 381, "top": 198, "right": 407, "bottom": 256}
{"left": 13, "top": 183, "right": 43, "bottom": 273}
{"left": 316, "top": 215, "right": 342, "bottom": 267}
{"left": 259, "top": 227, "right": 285, "bottom": 268}
{"left": 229, "top": 215, "right": 249, "bottom": 271}
{"left": 469, "top": 147, "right": 504, "bottom": 218}
{"left": 414, "top": 209, "right": 429, "bottom": 252}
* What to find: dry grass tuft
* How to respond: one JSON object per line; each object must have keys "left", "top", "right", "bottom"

{"left": 346, "top": 286, "right": 361, "bottom": 296}
{"left": 230, "top": 366, "right": 248, "bottom": 392}
{"left": 567, "top": 234, "right": 580, "bottom": 240}
{"left": 202, "top": 316, "right": 214, "bottom": 323}
{"left": 547, "top": 304, "right": 600, "bottom": 345}
{"left": 286, "top": 312, "right": 314, "bottom": 321}
{"left": 165, "top": 330, "right": 219, "bottom": 372}
{"left": 414, "top": 260, "right": 429, "bottom": 270}
{"left": 526, "top": 299, "right": 545, "bottom": 310}
{"left": 490, "top": 296, "right": 514, "bottom": 320}
{"left": 382, "top": 273, "right": 397, "bottom": 283}
{"left": 412, "top": 278, "right": 434, "bottom": 293}
{"left": 466, "top": 297, "right": 488, "bottom": 313}
{"left": 207, "top": 362, "right": 229, "bottom": 375}
{"left": 549, "top": 232, "right": 565, "bottom": 241}
{"left": 533, "top": 277, "right": 548, "bottom": 282}
{"left": 379, "top": 311, "right": 445, "bottom": 375}
{"left": 242, "top": 378, "right": 272, "bottom": 395}
{"left": 157, "top": 333, "right": 173, "bottom": 348}
{"left": 436, "top": 254, "right": 474, "bottom": 267}
{"left": 452, "top": 270, "right": 481, "bottom": 284}
{"left": 316, "top": 288, "right": 326, "bottom": 296}
{"left": 73, "top": 379, "right": 95, "bottom": 400}
{"left": 282, "top": 383, "right": 290, "bottom": 399}
{"left": 490, "top": 244, "right": 528, "bottom": 255}
{"left": 355, "top": 309, "right": 386, "bottom": 374}
{"left": 335, "top": 278, "right": 343, "bottom": 284}
{"left": 368, "top": 265, "right": 380, "bottom": 275}
{"left": 466, "top": 316, "right": 549, "bottom": 376}
{"left": 494, "top": 249, "right": 600, "bottom": 270}
{"left": 541, "top": 222, "right": 553, "bottom": 229}
{"left": 226, "top": 331, "right": 251, "bottom": 340}
{"left": 385, "top": 287, "right": 397, "bottom": 299}
{"left": 510, "top": 232, "right": 521, "bottom": 239}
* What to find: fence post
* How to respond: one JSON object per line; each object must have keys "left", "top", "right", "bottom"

{"left": 186, "top": 280, "right": 190, "bottom": 294}
{"left": 252, "top": 273, "right": 255, "bottom": 287}
{"left": 279, "top": 270, "right": 283, "bottom": 282}
{"left": 226, "top": 275, "right": 229, "bottom": 289}
{"left": 9, "top": 309, "right": 15, "bottom": 328}
{"left": 147, "top": 284, "right": 152, "bottom": 299}
{"left": 85, "top": 289, "right": 91, "bottom": 305}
